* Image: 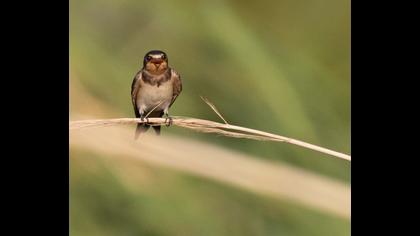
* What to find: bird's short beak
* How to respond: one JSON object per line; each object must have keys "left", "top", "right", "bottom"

{"left": 151, "top": 58, "right": 163, "bottom": 67}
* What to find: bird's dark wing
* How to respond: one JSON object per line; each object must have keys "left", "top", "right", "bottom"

{"left": 170, "top": 69, "right": 182, "bottom": 107}
{"left": 131, "top": 70, "right": 143, "bottom": 118}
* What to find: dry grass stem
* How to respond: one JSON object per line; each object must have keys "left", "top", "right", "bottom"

{"left": 70, "top": 117, "right": 351, "bottom": 161}
{"left": 144, "top": 99, "right": 166, "bottom": 118}
{"left": 200, "top": 96, "right": 229, "bottom": 124}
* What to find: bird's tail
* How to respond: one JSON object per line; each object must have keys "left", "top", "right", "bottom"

{"left": 152, "top": 126, "right": 161, "bottom": 135}
{"left": 134, "top": 124, "right": 150, "bottom": 139}
{"left": 134, "top": 124, "right": 162, "bottom": 139}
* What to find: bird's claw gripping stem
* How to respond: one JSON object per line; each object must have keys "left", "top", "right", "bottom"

{"left": 165, "top": 116, "right": 173, "bottom": 127}
{"left": 140, "top": 116, "right": 149, "bottom": 124}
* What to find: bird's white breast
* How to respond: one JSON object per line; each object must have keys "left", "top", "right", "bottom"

{"left": 136, "top": 80, "right": 173, "bottom": 112}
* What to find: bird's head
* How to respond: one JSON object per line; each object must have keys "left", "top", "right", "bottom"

{"left": 143, "top": 50, "right": 169, "bottom": 74}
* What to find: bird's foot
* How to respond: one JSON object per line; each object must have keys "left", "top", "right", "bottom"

{"left": 140, "top": 116, "right": 150, "bottom": 124}
{"left": 164, "top": 116, "right": 173, "bottom": 127}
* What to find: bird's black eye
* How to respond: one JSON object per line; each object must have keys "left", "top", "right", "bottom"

{"left": 145, "top": 55, "right": 152, "bottom": 61}
{"left": 161, "top": 54, "right": 166, "bottom": 60}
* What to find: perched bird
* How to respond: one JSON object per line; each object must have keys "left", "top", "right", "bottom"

{"left": 131, "top": 50, "right": 182, "bottom": 138}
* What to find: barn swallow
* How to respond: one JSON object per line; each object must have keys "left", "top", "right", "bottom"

{"left": 131, "top": 50, "right": 182, "bottom": 138}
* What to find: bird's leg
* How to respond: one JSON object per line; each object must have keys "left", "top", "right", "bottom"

{"left": 139, "top": 109, "right": 149, "bottom": 124}
{"left": 140, "top": 115, "right": 150, "bottom": 124}
{"left": 165, "top": 116, "right": 173, "bottom": 127}
{"left": 163, "top": 109, "right": 173, "bottom": 127}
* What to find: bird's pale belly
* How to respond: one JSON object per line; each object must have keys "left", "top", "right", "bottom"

{"left": 136, "top": 81, "right": 173, "bottom": 112}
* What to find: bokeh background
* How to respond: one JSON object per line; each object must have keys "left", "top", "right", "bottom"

{"left": 70, "top": 0, "right": 350, "bottom": 235}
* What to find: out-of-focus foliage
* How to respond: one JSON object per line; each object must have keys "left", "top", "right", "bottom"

{"left": 70, "top": 0, "right": 350, "bottom": 235}
{"left": 70, "top": 149, "right": 349, "bottom": 236}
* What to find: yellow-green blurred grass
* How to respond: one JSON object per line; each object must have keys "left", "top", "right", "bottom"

{"left": 70, "top": 148, "right": 350, "bottom": 236}
{"left": 71, "top": 73, "right": 350, "bottom": 219}
{"left": 70, "top": 70, "right": 350, "bottom": 235}
{"left": 70, "top": 0, "right": 350, "bottom": 235}
{"left": 70, "top": 123, "right": 349, "bottom": 219}
{"left": 70, "top": 0, "right": 350, "bottom": 182}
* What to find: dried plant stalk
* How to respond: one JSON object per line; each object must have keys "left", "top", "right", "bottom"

{"left": 70, "top": 117, "right": 351, "bottom": 161}
{"left": 200, "top": 96, "right": 229, "bottom": 124}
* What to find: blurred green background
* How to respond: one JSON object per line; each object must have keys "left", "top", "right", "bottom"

{"left": 70, "top": 0, "right": 350, "bottom": 235}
